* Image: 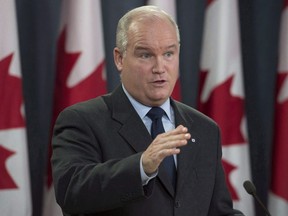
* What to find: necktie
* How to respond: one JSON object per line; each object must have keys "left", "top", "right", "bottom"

{"left": 147, "top": 107, "right": 176, "bottom": 188}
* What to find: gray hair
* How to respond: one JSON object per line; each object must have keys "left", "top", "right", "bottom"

{"left": 116, "top": 5, "right": 180, "bottom": 54}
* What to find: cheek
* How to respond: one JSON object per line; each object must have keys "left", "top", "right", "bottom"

{"left": 129, "top": 63, "right": 151, "bottom": 80}
{"left": 122, "top": 67, "right": 144, "bottom": 87}
{"left": 122, "top": 57, "right": 154, "bottom": 84}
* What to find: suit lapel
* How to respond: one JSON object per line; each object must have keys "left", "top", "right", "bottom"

{"left": 109, "top": 86, "right": 151, "bottom": 153}
{"left": 172, "top": 101, "right": 200, "bottom": 193}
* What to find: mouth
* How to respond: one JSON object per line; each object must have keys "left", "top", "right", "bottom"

{"left": 151, "top": 79, "right": 167, "bottom": 87}
{"left": 152, "top": 79, "right": 166, "bottom": 84}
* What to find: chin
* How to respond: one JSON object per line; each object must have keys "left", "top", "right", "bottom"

{"left": 151, "top": 96, "right": 169, "bottom": 105}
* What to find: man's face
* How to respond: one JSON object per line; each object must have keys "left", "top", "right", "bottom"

{"left": 114, "top": 17, "right": 180, "bottom": 107}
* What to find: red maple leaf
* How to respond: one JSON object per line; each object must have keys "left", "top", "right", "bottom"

{"left": 0, "top": 145, "right": 18, "bottom": 189}
{"left": 197, "top": 70, "right": 246, "bottom": 201}
{"left": 0, "top": 53, "right": 24, "bottom": 190}
{"left": 198, "top": 71, "right": 245, "bottom": 146}
{"left": 0, "top": 53, "right": 25, "bottom": 129}
{"left": 222, "top": 159, "right": 239, "bottom": 200}
{"left": 47, "top": 27, "right": 107, "bottom": 187}
{"left": 271, "top": 72, "right": 288, "bottom": 201}
{"left": 53, "top": 27, "right": 107, "bottom": 118}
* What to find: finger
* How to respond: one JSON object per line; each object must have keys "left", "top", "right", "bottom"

{"left": 159, "top": 138, "right": 189, "bottom": 152}
{"left": 159, "top": 147, "right": 181, "bottom": 159}
{"left": 162, "top": 125, "right": 188, "bottom": 137}
{"left": 149, "top": 138, "right": 188, "bottom": 157}
{"left": 156, "top": 131, "right": 191, "bottom": 144}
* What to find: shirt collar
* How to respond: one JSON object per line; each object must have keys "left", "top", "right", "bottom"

{"left": 122, "top": 84, "right": 172, "bottom": 120}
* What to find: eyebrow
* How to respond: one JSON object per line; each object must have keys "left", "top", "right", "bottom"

{"left": 134, "top": 44, "right": 178, "bottom": 51}
{"left": 166, "top": 44, "right": 178, "bottom": 50}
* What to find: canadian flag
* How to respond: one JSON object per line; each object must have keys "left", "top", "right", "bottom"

{"left": 146, "top": 0, "right": 181, "bottom": 101}
{"left": 42, "top": 1, "right": 107, "bottom": 215}
{"left": 269, "top": 0, "right": 288, "bottom": 215}
{"left": 197, "top": 0, "right": 254, "bottom": 215}
{"left": 0, "top": 0, "right": 32, "bottom": 215}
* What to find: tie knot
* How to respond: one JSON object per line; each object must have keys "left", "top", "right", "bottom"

{"left": 147, "top": 107, "right": 165, "bottom": 121}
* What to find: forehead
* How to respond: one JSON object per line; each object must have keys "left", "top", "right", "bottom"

{"left": 127, "top": 16, "right": 178, "bottom": 49}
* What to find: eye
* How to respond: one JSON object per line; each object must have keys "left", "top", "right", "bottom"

{"left": 140, "top": 53, "right": 152, "bottom": 59}
{"left": 164, "top": 52, "right": 173, "bottom": 58}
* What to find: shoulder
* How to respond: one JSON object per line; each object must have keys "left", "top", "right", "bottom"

{"left": 66, "top": 95, "right": 108, "bottom": 114}
{"left": 58, "top": 92, "right": 114, "bottom": 122}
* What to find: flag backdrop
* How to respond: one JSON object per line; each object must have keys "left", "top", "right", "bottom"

{"left": 0, "top": 0, "right": 32, "bottom": 215}
{"left": 42, "top": 0, "right": 107, "bottom": 215}
{"left": 269, "top": 0, "right": 288, "bottom": 215}
{"left": 198, "top": 0, "right": 254, "bottom": 215}
{"left": 10, "top": 0, "right": 283, "bottom": 215}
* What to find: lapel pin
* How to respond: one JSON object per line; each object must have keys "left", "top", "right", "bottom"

{"left": 191, "top": 138, "right": 196, "bottom": 143}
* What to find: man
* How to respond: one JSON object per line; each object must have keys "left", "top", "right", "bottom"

{"left": 52, "top": 5, "right": 244, "bottom": 216}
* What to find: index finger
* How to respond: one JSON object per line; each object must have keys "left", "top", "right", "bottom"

{"left": 163, "top": 125, "right": 188, "bottom": 136}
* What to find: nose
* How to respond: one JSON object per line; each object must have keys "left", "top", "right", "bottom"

{"left": 152, "top": 56, "right": 165, "bottom": 74}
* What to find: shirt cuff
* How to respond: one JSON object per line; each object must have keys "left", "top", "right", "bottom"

{"left": 140, "top": 154, "right": 158, "bottom": 185}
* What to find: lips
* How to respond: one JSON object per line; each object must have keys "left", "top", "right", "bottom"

{"left": 151, "top": 79, "right": 167, "bottom": 87}
{"left": 153, "top": 80, "right": 166, "bottom": 83}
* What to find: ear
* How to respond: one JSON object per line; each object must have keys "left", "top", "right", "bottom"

{"left": 113, "top": 47, "right": 123, "bottom": 72}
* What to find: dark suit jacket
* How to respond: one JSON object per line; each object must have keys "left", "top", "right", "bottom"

{"left": 52, "top": 86, "right": 244, "bottom": 216}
